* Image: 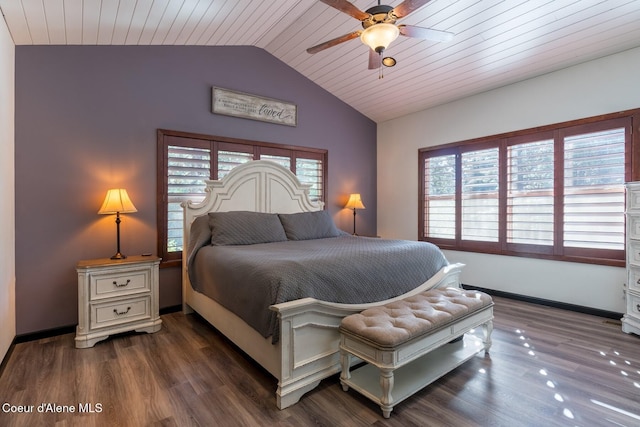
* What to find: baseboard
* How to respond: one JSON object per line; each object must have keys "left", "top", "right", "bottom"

{"left": 11, "top": 304, "right": 183, "bottom": 345}
{"left": 462, "top": 284, "right": 623, "bottom": 320}
{"left": 160, "top": 304, "right": 182, "bottom": 315}
{"left": 13, "top": 325, "right": 76, "bottom": 344}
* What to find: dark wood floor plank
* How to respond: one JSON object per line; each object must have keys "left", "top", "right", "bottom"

{"left": 1, "top": 295, "right": 640, "bottom": 426}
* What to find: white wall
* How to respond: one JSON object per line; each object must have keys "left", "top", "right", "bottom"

{"left": 0, "top": 14, "right": 16, "bottom": 362}
{"left": 378, "top": 47, "right": 640, "bottom": 313}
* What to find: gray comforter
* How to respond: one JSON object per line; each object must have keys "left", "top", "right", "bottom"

{"left": 188, "top": 229, "right": 449, "bottom": 342}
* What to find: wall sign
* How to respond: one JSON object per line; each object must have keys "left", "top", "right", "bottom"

{"left": 212, "top": 87, "right": 297, "bottom": 127}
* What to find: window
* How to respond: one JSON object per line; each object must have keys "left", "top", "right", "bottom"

{"left": 158, "top": 130, "right": 327, "bottom": 266}
{"left": 507, "top": 138, "right": 554, "bottom": 248}
{"left": 562, "top": 127, "right": 626, "bottom": 251}
{"left": 419, "top": 110, "right": 639, "bottom": 266}
{"left": 423, "top": 153, "right": 456, "bottom": 239}
{"left": 166, "top": 145, "right": 211, "bottom": 254}
{"left": 461, "top": 146, "right": 499, "bottom": 243}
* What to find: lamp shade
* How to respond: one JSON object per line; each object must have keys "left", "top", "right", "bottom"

{"left": 345, "top": 193, "right": 366, "bottom": 210}
{"left": 360, "top": 23, "right": 400, "bottom": 53}
{"left": 98, "top": 189, "right": 138, "bottom": 214}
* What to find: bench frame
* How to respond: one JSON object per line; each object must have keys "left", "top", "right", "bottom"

{"left": 339, "top": 304, "right": 494, "bottom": 418}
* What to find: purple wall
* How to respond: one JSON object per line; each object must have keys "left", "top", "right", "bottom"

{"left": 15, "top": 45, "right": 376, "bottom": 335}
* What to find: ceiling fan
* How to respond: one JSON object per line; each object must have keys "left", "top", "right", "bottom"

{"left": 307, "top": 0, "right": 454, "bottom": 72}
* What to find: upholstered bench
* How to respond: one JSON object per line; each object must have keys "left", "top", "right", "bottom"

{"left": 339, "top": 287, "right": 494, "bottom": 418}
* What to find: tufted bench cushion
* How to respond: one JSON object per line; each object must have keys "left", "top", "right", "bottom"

{"left": 340, "top": 287, "right": 493, "bottom": 348}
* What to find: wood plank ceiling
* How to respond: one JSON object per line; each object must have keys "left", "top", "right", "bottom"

{"left": 2, "top": 0, "right": 640, "bottom": 123}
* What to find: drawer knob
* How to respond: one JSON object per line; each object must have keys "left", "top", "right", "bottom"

{"left": 113, "top": 279, "right": 131, "bottom": 288}
{"left": 637, "top": 279, "right": 640, "bottom": 285}
{"left": 637, "top": 304, "right": 640, "bottom": 312}
{"left": 113, "top": 306, "right": 131, "bottom": 316}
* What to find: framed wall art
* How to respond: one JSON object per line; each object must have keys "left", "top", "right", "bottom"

{"left": 212, "top": 87, "right": 297, "bottom": 127}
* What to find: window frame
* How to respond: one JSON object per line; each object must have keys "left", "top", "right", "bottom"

{"left": 157, "top": 129, "right": 328, "bottom": 267}
{"left": 419, "top": 109, "right": 640, "bottom": 267}
{"left": 504, "top": 131, "right": 556, "bottom": 256}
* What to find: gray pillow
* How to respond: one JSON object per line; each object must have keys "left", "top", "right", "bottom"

{"left": 208, "top": 211, "right": 287, "bottom": 245}
{"left": 278, "top": 210, "right": 341, "bottom": 241}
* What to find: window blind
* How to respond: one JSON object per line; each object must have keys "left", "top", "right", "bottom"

{"left": 418, "top": 112, "right": 634, "bottom": 266}
{"left": 461, "top": 147, "right": 499, "bottom": 242}
{"left": 167, "top": 146, "right": 211, "bottom": 252}
{"left": 563, "top": 128, "right": 626, "bottom": 250}
{"left": 218, "top": 150, "right": 253, "bottom": 179}
{"left": 424, "top": 154, "right": 456, "bottom": 239}
{"left": 507, "top": 139, "right": 554, "bottom": 246}
{"left": 296, "top": 157, "right": 323, "bottom": 202}
{"left": 260, "top": 154, "right": 291, "bottom": 170}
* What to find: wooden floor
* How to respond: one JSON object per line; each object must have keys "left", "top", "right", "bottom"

{"left": 1, "top": 296, "right": 639, "bottom": 427}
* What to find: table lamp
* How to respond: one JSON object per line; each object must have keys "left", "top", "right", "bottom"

{"left": 98, "top": 188, "right": 137, "bottom": 259}
{"left": 345, "top": 193, "right": 366, "bottom": 235}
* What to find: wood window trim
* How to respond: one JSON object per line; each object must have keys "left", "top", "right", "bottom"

{"left": 418, "top": 109, "right": 640, "bottom": 267}
{"left": 157, "top": 129, "right": 328, "bottom": 268}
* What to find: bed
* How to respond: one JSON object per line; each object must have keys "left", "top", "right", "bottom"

{"left": 182, "top": 160, "right": 464, "bottom": 409}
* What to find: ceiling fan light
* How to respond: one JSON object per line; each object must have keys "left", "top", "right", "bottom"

{"left": 360, "top": 23, "right": 399, "bottom": 53}
{"left": 382, "top": 56, "right": 397, "bottom": 67}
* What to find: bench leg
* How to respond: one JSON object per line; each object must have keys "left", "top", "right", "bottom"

{"left": 482, "top": 320, "right": 493, "bottom": 353}
{"left": 380, "top": 368, "right": 395, "bottom": 418}
{"left": 340, "top": 348, "right": 351, "bottom": 392}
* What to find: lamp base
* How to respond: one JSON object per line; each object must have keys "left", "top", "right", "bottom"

{"left": 110, "top": 252, "right": 127, "bottom": 260}
{"left": 352, "top": 208, "right": 357, "bottom": 235}
{"left": 110, "top": 212, "right": 127, "bottom": 260}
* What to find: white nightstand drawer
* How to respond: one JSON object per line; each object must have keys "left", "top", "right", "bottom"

{"left": 626, "top": 291, "right": 640, "bottom": 320}
{"left": 629, "top": 266, "right": 640, "bottom": 293}
{"left": 91, "top": 268, "right": 150, "bottom": 300}
{"left": 91, "top": 296, "right": 150, "bottom": 330}
{"left": 628, "top": 240, "right": 640, "bottom": 267}
{"left": 628, "top": 215, "right": 640, "bottom": 240}
{"left": 627, "top": 184, "right": 640, "bottom": 212}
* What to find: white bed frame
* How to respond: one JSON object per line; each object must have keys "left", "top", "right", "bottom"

{"left": 182, "top": 160, "right": 464, "bottom": 409}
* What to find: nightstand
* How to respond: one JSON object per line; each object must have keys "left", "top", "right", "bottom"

{"left": 75, "top": 255, "right": 162, "bottom": 348}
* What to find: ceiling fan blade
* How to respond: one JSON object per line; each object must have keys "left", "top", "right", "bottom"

{"left": 306, "top": 31, "right": 362, "bottom": 54}
{"left": 391, "top": 0, "right": 432, "bottom": 19}
{"left": 319, "top": 0, "right": 370, "bottom": 21}
{"left": 368, "top": 49, "right": 381, "bottom": 70}
{"left": 399, "top": 25, "right": 454, "bottom": 42}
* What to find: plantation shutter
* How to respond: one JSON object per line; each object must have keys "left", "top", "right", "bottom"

{"left": 423, "top": 154, "right": 456, "bottom": 239}
{"left": 217, "top": 142, "right": 254, "bottom": 179}
{"left": 461, "top": 147, "right": 499, "bottom": 242}
{"left": 418, "top": 112, "right": 633, "bottom": 265}
{"left": 507, "top": 139, "right": 554, "bottom": 246}
{"left": 260, "top": 154, "right": 291, "bottom": 169}
{"left": 167, "top": 145, "right": 211, "bottom": 252}
{"left": 296, "top": 155, "right": 324, "bottom": 202}
{"left": 563, "top": 127, "right": 626, "bottom": 250}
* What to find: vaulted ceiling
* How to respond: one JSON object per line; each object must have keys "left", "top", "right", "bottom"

{"left": 2, "top": 0, "right": 640, "bottom": 123}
